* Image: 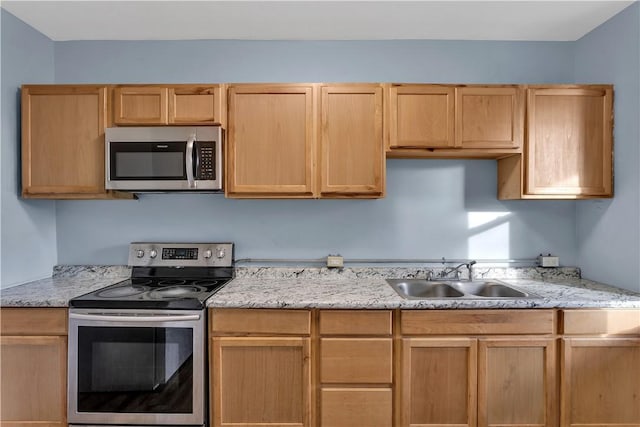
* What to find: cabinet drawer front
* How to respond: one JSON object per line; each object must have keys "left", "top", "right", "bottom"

{"left": 562, "top": 309, "right": 640, "bottom": 335}
{"left": 210, "top": 309, "right": 311, "bottom": 335}
{"left": 401, "top": 309, "right": 556, "bottom": 335}
{"left": 321, "top": 388, "right": 392, "bottom": 427}
{"left": 0, "top": 308, "right": 67, "bottom": 336}
{"left": 321, "top": 338, "right": 392, "bottom": 384}
{"left": 319, "top": 310, "right": 392, "bottom": 336}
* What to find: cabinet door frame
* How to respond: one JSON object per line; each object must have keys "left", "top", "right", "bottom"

{"left": 211, "top": 336, "right": 311, "bottom": 427}
{"left": 401, "top": 337, "right": 478, "bottom": 427}
{"left": 561, "top": 337, "right": 640, "bottom": 427}
{"left": 0, "top": 335, "right": 67, "bottom": 427}
{"left": 21, "top": 85, "right": 108, "bottom": 196}
{"left": 478, "top": 337, "right": 557, "bottom": 427}
{"left": 526, "top": 87, "right": 613, "bottom": 196}
{"left": 168, "top": 86, "right": 222, "bottom": 125}
{"left": 226, "top": 84, "right": 316, "bottom": 197}
{"left": 113, "top": 86, "right": 169, "bottom": 125}
{"left": 387, "top": 84, "right": 456, "bottom": 149}
{"left": 319, "top": 84, "right": 384, "bottom": 197}
{"left": 455, "top": 86, "right": 524, "bottom": 149}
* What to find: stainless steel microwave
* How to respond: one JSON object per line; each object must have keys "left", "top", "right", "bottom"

{"left": 105, "top": 126, "right": 223, "bottom": 192}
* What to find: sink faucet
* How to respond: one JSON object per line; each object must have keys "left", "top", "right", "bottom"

{"left": 438, "top": 260, "right": 477, "bottom": 281}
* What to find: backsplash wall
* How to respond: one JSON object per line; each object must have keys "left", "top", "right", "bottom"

{"left": 52, "top": 39, "right": 578, "bottom": 266}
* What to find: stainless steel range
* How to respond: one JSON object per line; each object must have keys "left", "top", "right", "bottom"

{"left": 68, "top": 242, "right": 233, "bottom": 427}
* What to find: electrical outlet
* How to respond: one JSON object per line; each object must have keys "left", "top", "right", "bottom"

{"left": 538, "top": 254, "right": 559, "bottom": 267}
{"left": 327, "top": 255, "right": 344, "bottom": 268}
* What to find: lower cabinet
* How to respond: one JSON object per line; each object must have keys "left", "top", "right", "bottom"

{"left": 209, "top": 309, "right": 312, "bottom": 427}
{"left": 319, "top": 310, "right": 393, "bottom": 427}
{"left": 400, "top": 310, "right": 557, "bottom": 427}
{"left": 560, "top": 309, "right": 640, "bottom": 427}
{"left": 211, "top": 337, "right": 311, "bottom": 427}
{"left": 0, "top": 308, "right": 68, "bottom": 427}
{"left": 208, "top": 308, "right": 639, "bottom": 427}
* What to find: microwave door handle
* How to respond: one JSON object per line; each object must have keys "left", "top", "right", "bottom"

{"left": 186, "top": 133, "right": 196, "bottom": 188}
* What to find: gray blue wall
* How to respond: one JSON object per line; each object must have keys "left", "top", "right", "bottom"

{"left": 574, "top": 2, "right": 640, "bottom": 291}
{"left": 52, "top": 39, "right": 577, "bottom": 267}
{"left": 1, "top": 10, "right": 56, "bottom": 288}
{"left": 2, "top": 5, "right": 639, "bottom": 291}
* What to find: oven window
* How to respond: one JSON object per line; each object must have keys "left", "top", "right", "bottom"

{"left": 77, "top": 326, "right": 193, "bottom": 413}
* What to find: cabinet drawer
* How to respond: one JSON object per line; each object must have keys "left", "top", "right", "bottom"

{"left": 401, "top": 309, "right": 556, "bottom": 335}
{"left": 319, "top": 310, "right": 392, "bottom": 335}
{"left": 321, "top": 388, "right": 392, "bottom": 427}
{"left": 562, "top": 309, "right": 640, "bottom": 335}
{"left": 321, "top": 338, "right": 392, "bottom": 383}
{"left": 210, "top": 308, "right": 311, "bottom": 335}
{"left": 0, "top": 308, "right": 67, "bottom": 336}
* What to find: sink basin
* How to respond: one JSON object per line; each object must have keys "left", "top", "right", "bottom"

{"left": 386, "top": 279, "right": 535, "bottom": 299}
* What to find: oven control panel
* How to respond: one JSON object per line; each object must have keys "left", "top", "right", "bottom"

{"left": 128, "top": 242, "right": 233, "bottom": 267}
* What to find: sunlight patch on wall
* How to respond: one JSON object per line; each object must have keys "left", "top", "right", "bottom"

{"left": 467, "top": 211, "right": 512, "bottom": 259}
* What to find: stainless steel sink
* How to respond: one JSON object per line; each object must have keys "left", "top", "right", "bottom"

{"left": 387, "top": 279, "right": 536, "bottom": 299}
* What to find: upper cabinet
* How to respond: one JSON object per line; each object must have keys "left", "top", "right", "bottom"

{"left": 498, "top": 85, "right": 613, "bottom": 199}
{"left": 22, "top": 85, "right": 112, "bottom": 198}
{"left": 226, "top": 83, "right": 385, "bottom": 199}
{"left": 387, "top": 85, "right": 455, "bottom": 149}
{"left": 113, "top": 85, "right": 225, "bottom": 126}
{"left": 319, "top": 85, "right": 384, "bottom": 197}
{"left": 226, "top": 84, "right": 315, "bottom": 198}
{"left": 386, "top": 85, "right": 523, "bottom": 158}
{"left": 455, "top": 86, "right": 524, "bottom": 149}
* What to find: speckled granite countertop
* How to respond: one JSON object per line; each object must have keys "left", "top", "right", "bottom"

{"left": 207, "top": 267, "right": 640, "bottom": 309}
{"left": 1, "top": 265, "right": 639, "bottom": 309}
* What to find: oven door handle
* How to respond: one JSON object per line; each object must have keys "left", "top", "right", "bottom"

{"left": 69, "top": 313, "right": 201, "bottom": 322}
{"left": 186, "top": 133, "right": 196, "bottom": 188}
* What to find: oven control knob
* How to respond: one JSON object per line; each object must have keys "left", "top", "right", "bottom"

{"left": 216, "top": 248, "right": 226, "bottom": 259}
{"left": 204, "top": 249, "right": 213, "bottom": 259}
{"left": 136, "top": 249, "right": 145, "bottom": 258}
{"left": 149, "top": 249, "right": 157, "bottom": 259}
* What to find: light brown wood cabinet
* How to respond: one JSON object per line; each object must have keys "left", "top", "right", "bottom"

{"left": 385, "top": 84, "right": 523, "bottom": 158}
{"left": 209, "top": 309, "right": 312, "bottom": 427}
{"left": 560, "top": 309, "right": 640, "bottom": 427}
{"left": 226, "top": 84, "right": 316, "bottom": 197}
{"left": 319, "top": 85, "right": 385, "bottom": 197}
{"left": 0, "top": 308, "right": 68, "bottom": 427}
{"left": 498, "top": 85, "right": 613, "bottom": 199}
{"left": 400, "top": 310, "right": 557, "bottom": 427}
{"left": 113, "top": 85, "right": 224, "bottom": 125}
{"left": 226, "top": 84, "right": 385, "bottom": 198}
{"left": 319, "top": 310, "right": 393, "bottom": 427}
{"left": 21, "top": 85, "right": 117, "bottom": 199}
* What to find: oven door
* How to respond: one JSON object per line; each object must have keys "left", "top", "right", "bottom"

{"left": 68, "top": 309, "right": 205, "bottom": 425}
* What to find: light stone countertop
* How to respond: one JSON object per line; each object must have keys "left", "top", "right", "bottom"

{"left": 1, "top": 265, "right": 639, "bottom": 309}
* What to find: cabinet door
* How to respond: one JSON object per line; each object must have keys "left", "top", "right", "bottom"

{"left": 211, "top": 337, "right": 311, "bottom": 427}
{"left": 478, "top": 338, "right": 557, "bottom": 427}
{"left": 388, "top": 85, "right": 455, "bottom": 149}
{"left": 169, "top": 86, "right": 221, "bottom": 125}
{"left": 227, "top": 85, "right": 315, "bottom": 197}
{"left": 526, "top": 87, "right": 613, "bottom": 196}
{"left": 113, "top": 86, "right": 168, "bottom": 124}
{"left": 402, "top": 338, "right": 477, "bottom": 427}
{"left": 319, "top": 85, "right": 384, "bottom": 197}
{"left": 22, "top": 85, "right": 108, "bottom": 196}
{"left": 0, "top": 336, "right": 67, "bottom": 427}
{"left": 561, "top": 338, "right": 640, "bottom": 427}
{"left": 455, "top": 87, "right": 523, "bottom": 149}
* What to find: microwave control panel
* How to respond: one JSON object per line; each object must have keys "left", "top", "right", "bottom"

{"left": 195, "top": 142, "right": 215, "bottom": 180}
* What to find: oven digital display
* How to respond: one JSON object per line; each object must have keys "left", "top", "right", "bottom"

{"left": 162, "top": 248, "right": 198, "bottom": 260}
